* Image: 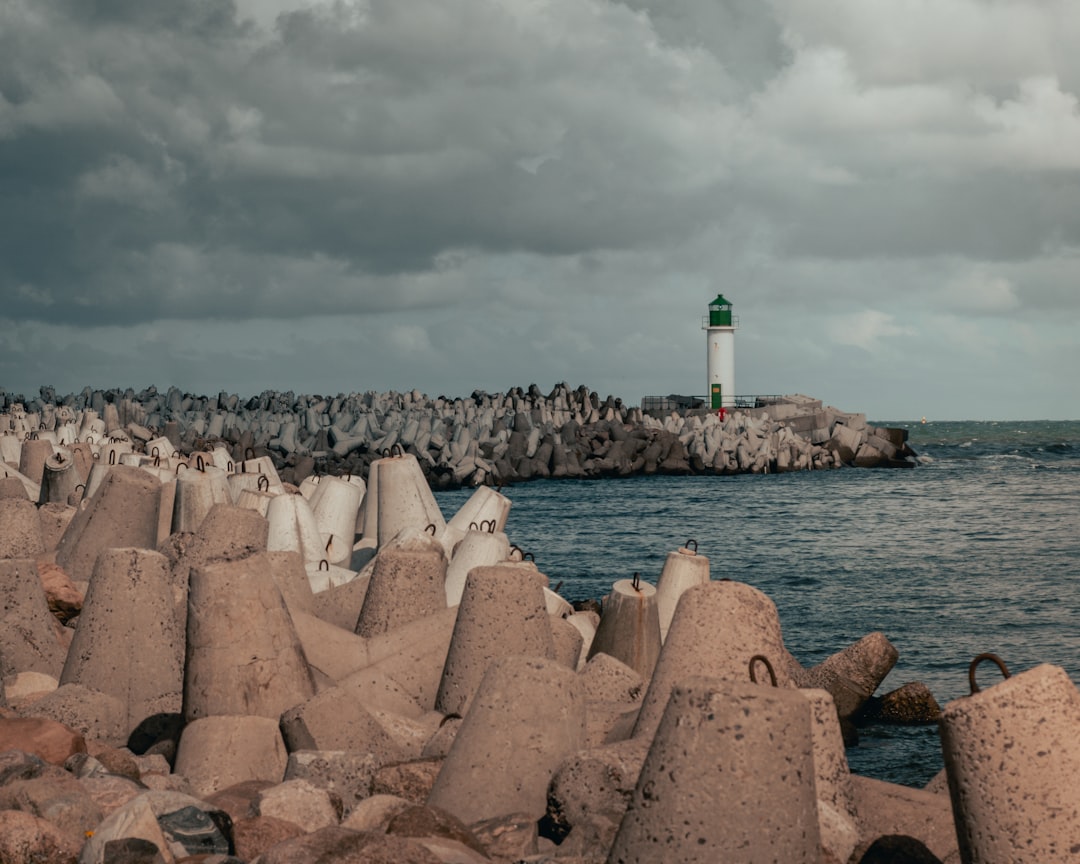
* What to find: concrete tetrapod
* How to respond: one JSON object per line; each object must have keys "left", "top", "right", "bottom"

{"left": 375, "top": 452, "right": 446, "bottom": 548}
{"left": 586, "top": 577, "right": 662, "bottom": 681}
{"left": 265, "top": 491, "right": 325, "bottom": 563}
{"left": 0, "top": 558, "right": 67, "bottom": 680}
{"left": 443, "top": 527, "right": 510, "bottom": 606}
{"left": 184, "top": 551, "right": 316, "bottom": 723}
{"left": 0, "top": 498, "right": 45, "bottom": 559}
{"left": 796, "top": 630, "right": 899, "bottom": 721}
{"left": 308, "top": 475, "right": 364, "bottom": 566}
{"left": 607, "top": 677, "right": 821, "bottom": 864}
{"left": 17, "top": 437, "right": 53, "bottom": 486}
{"left": 802, "top": 688, "right": 859, "bottom": 864}
{"left": 59, "top": 548, "right": 184, "bottom": 737}
{"left": 427, "top": 655, "right": 586, "bottom": 825}
{"left": 171, "top": 462, "right": 231, "bottom": 534}
{"left": 174, "top": 714, "right": 289, "bottom": 799}
{"left": 54, "top": 464, "right": 161, "bottom": 583}
{"left": 940, "top": 659, "right": 1080, "bottom": 863}
{"left": 446, "top": 485, "right": 511, "bottom": 536}
{"left": 632, "top": 579, "right": 794, "bottom": 741}
{"left": 38, "top": 450, "right": 79, "bottom": 506}
{"left": 653, "top": 543, "right": 710, "bottom": 643}
{"left": 355, "top": 528, "right": 447, "bottom": 638}
{"left": 435, "top": 565, "right": 556, "bottom": 717}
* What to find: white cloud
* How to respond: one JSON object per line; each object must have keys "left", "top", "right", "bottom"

{"left": 942, "top": 270, "right": 1021, "bottom": 315}
{"left": 827, "top": 310, "right": 913, "bottom": 353}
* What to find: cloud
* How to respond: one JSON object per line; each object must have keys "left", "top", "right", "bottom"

{"left": 826, "top": 309, "right": 913, "bottom": 353}
{"left": 1, "top": 0, "right": 1079, "bottom": 419}
{"left": 942, "top": 270, "right": 1020, "bottom": 315}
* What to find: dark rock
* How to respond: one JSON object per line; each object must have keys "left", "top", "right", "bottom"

{"left": 101, "top": 838, "right": 167, "bottom": 864}
{"left": 861, "top": 682, "right": 941, "bottom": 725}
{"left": 859, "top": 834, "right": 944, "bottom": 863}
{"left": 158, "top": 805, "right": 232, "bottom": 857}
{"left": 0, "top": 749, "right": 53, "bottom": 787}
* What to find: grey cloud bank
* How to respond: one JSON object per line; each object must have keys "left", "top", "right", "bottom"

{"left": 2, "top": 0, "right": 1078, "bottom": 420}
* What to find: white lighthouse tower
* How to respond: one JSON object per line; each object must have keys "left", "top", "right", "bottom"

{"left": 703, "top": 294, "right": 736, "bottom": 409}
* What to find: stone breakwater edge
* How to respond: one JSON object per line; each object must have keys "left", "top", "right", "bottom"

{"left": 4, "top": 382, "right": 918, "bottom": 492}
{"left": 4, "top": 385, "right": 1075, "bottom": 862}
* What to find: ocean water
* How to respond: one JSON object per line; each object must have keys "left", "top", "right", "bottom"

{"left": 434, "top": 420, "right": 1080, "bottom": 788}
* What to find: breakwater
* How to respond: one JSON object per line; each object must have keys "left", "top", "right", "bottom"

{"left": 3, "top": 383, "right": 917, "bottom": 490}
{"left": 2, "top": 401, "right": 1077, "bottom": 861}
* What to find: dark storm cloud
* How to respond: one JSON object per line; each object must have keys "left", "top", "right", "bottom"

{"left": 2, "top": 0, "right": 1080, "bottom": 418}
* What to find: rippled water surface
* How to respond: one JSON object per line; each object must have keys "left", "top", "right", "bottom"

{"left": 434, "top": 420, "right": 1080, "bottom": 787}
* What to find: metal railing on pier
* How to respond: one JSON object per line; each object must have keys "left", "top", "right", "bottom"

{"left": 640, "top": 394, "right": 787, "bottom": 416}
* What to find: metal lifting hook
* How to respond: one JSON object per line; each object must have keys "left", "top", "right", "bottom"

{"left": 969, "top": 652, "right": 1011, "bottom": 694}
{"left": 748, "top": 654, "right": 778, "bottom": 687}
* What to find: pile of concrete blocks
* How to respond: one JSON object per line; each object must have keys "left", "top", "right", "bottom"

{"left": 1, "top": 384, "right": 918, "bottom": 492}
{"left": 15, "top": 421, "right": 1078, "bottom": 862}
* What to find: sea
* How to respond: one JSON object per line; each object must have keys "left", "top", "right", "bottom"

{"left": 433, "top": 419, "right": 1080, "bottom": 789}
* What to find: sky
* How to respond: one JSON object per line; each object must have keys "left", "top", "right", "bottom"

{"left": 2, "top": 0, "right": 1079, "bottom": 420}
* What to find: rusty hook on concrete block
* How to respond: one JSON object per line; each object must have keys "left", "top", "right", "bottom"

{"left": 685, "top": 539, "right": 698, "bottom": 554}
{"left": 749, "top": 654, "right": 778, "bottom": 687}
{"left": 258, "top": 474, "right": 269, "bottom": 491}
{"left": 632, "top": 572, "right": 641, "bottom": 592}
{"left": 318, "top": 559, "right": 329, "bottom": 571}
{"left": 195, "top": 454, "right": 205, "bottom": 472}
{"left": 425, "top": 523, "right": 437, "bottom": 535}
{"left": 969, "top": 652, "right": 1011, "bottom": 694}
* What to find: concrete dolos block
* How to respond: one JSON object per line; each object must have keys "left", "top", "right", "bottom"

{"left": 59, "top": 548, "right": 184, "bottom": 736}
{"left": 355, "top": 528, "right": 447, "bottom": 638}
{"left": 0, "top": 558, "right": 67, "bottom": 680}
{"left": 184, "top": 552, "right": 316, "bottom": 722}
{"left": 586, "top": 577, "right": 661, "bottom": 681}
{"left": 654, "top": 543, "right": 709, "bottom": 643}
{"left": 55, "top": 464, "right": 161, "bottom": 583}
{"left": 940, "top": 661, "right": 1080, "bottom": 863}
{"left": 427, "top": 655, "right": 586, "bottom": 825}
{"left": 608, "top": 676, "right": 821, "bottom": 863}
{"left": 173, "top": 714, "right": 289, "bottom": 798}
{"left": 435, "top": 565, "right": 555, "bottom": 716}
{"left": 632, "top": 580, "right": 793, "bottom": 741}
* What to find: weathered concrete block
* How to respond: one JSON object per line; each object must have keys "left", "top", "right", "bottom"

{"left": 633, "top": 580, "right": 793, "bottom": 741}
{"left": 55, "top": 465, "right": 161, "bottom": 583}
{"left": 851, "top": 775, "right": 959, "bottom": 864}
{"left": 610, "top": 677, "right": 820, "bottom": 863}
{"left": 428, "top": 656, "right": 586, "bottom": 824}
{"left": 184, "top": 552, "right": 315, "bottom": 723}
{"left": 435, "top": 565, "right": 555, "bottom": 717}
{"left": 0, "top": 558, "right": 67, "bottom": 680}
{"left": 59, "top": 548, "right": 184, "bottom": 736}
{"left": 173, "top": 714, "right": 288, "bottom": 799}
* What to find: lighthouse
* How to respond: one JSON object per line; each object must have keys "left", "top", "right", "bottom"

{"left": 703, "top": 294, "right": 736, "bottom": 409}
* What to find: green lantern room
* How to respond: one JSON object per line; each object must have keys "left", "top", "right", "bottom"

{"left": 708, "top": 294, "right": 733, "bottom": 327}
